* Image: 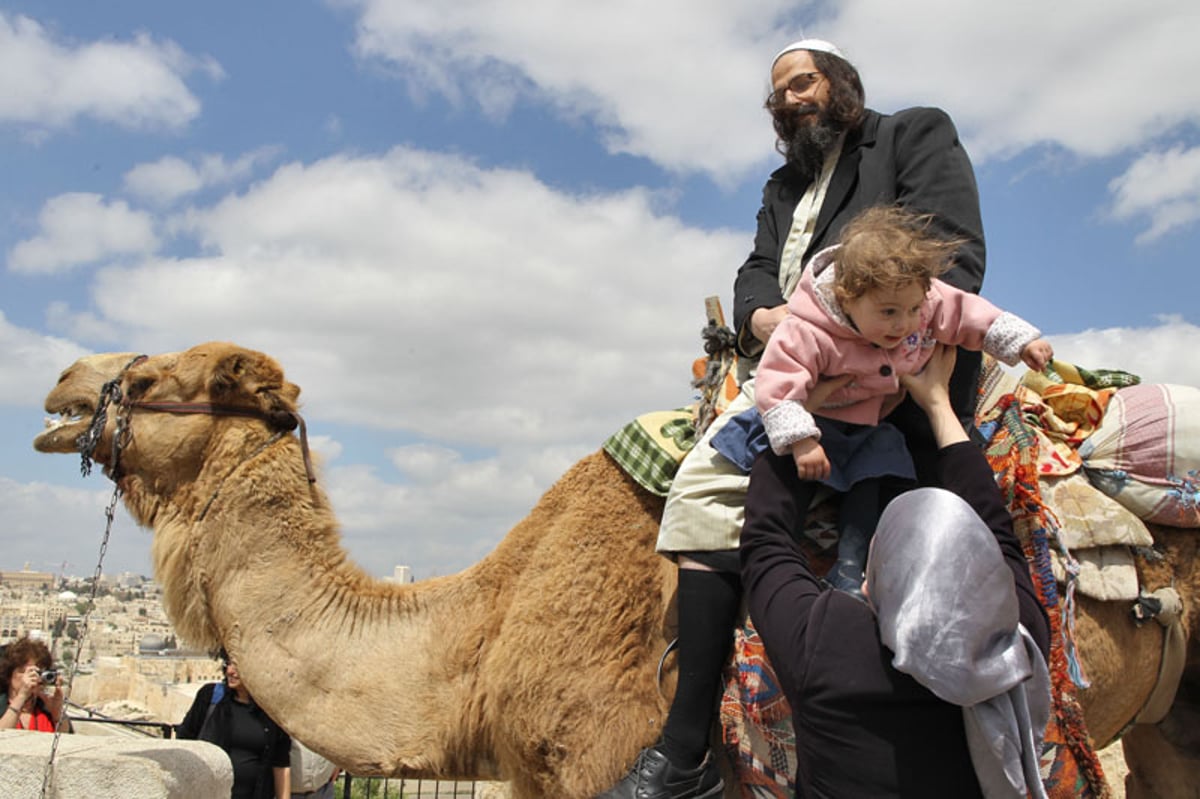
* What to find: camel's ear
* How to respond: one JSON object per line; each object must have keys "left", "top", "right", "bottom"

{"left": 210, "top": 351, "right": 300, "bottom": 417}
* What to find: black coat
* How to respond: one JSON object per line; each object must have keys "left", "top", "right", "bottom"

{"left": 740, "top": 442, "right": 1050, "bottom": 798}
{"left": 733, "top": 107, "right": 988, "bottom": 473}
{"left": 733, "top": 106, "right": 986, "bottom": 347}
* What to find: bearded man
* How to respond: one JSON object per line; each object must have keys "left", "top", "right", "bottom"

{"left": 598, "top": 39, "right": 986, "bottom": 799}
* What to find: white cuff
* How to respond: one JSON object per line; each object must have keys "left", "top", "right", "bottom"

{"left": 762, "top": 401, "right": 821, "bottom": 454}
{"left": 984, "top": 311, "right": 1041, "bottom": 366}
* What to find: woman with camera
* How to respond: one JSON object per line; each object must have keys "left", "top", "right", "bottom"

{"left": 0, "top": 635, "right": 69, "bottom": 733}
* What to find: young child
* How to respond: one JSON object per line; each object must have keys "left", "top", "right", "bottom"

{"left": 749, "top": 205, "right": 1053, "bottom": 593}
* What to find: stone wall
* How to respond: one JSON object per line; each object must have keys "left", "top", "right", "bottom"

{"left": 0, "top": 730, "right": 232, "bottom": 798}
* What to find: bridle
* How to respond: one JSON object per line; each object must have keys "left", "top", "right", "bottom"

{"left": 77, "top": 354, "right": 317, "bottom": 485}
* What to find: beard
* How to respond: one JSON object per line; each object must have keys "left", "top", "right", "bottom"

{"left": 774, "top": 106, "right": 844, "bottom": 181}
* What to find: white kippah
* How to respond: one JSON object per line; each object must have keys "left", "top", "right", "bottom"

{"left": 771, "top": 38, "right": 845, "bottom": 71}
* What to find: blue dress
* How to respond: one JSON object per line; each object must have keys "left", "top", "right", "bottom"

{"left": 711, "top": 407, "right": 915, "bottom": 491}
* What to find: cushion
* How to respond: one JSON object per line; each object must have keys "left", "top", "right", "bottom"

{"left": 1041, "top": 474, "right": 1153, "bottom": 549}
{"left": 1050, "top": 547, "right": 1140, "bottom": 602}
{"left": 1080, "top": 383, "right": 1200, "bottom": 528}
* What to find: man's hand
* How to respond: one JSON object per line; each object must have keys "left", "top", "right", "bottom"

{"left": 803, "top": 373, "right": 854, "bottom": 411}
{"left": 750, "top": 304, "right": 789, "bottom": 344}
{"left": 1021, "top": 338, "right": 1054, "bottom": 372}
{"left": 791, "top": 437, "right": 830, "bottom": 481}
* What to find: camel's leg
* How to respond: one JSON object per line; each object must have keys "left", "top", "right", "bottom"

{"left": 1122, "top": 665, "right": 1200, "bottom": 799}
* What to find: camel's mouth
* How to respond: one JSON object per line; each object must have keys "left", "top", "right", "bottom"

{"left": 33, "top": 401, "right": 96, "bottom": 453}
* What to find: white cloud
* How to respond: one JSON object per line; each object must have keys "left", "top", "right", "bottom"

{"left": 0, "top": 12, "right": 219, "bottom": 133}
{"left": 122, "top": 157, "right": 203, "bottom": 204}
{"left": 342, "top": 0, "right": 1200, "bottom": 188}
{"left": 307, "top": 435, "right": 344, "bottom": 463}
{"left": 43, "top": 301, "right": 122, "bottom": 345}
{"left": 345, "top": 0, "right": 793, "bottom": 182}
{"left": 123, "top": 148, "right": 283, "bottom": 206}
{"left": 1048, "top": 316, "right": 1200, "bottom": 387}
{"left": 790, "top": 0, "right": 1200, "bottom": 164}
{"left": 0, "top": 311, "right": 89, "bottom": 406}
{"left": 324, "top": 448, "right": 549, "bottom": 577}
{"left": 1107, "top": 145, "right": 1200, "bottom": 243}
{"left": 0, "top": 477, "right": 150, "bottom": 579}
{"left": 63, "top": 147, "right": 742, "bottom": 453}
{"left": 388, "top": 443, "right": 464, "bottom": 481}
{"left": 8, "top": 193, "right": 159, "bottom": 274}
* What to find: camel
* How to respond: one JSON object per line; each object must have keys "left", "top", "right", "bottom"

{"left": 31, "top": 342, "right": 1200, "bottom": 798}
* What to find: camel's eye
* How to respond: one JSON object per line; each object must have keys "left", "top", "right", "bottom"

{"left": 127, "top": 377, "right": 154, "bottom": 399}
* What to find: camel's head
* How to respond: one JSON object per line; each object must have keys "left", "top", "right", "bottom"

{"left": 35, "top": 342, "right": 302, "bottom": 497}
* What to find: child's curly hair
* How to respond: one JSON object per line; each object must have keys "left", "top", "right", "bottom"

{"left": 833, "top": 206, "right": 964, "bottom": 306}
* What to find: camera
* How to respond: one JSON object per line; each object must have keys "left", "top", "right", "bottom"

{"left": 40, "top": 669, "right": 58, "bottom": 684}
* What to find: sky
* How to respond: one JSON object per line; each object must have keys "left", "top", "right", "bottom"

{"left": 2, "top": 0, "right": 1198, "bottom": 583}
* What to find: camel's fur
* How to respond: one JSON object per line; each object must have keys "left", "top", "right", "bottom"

{"left": 32, "top": 342, "right": 1200, "bottom": 797}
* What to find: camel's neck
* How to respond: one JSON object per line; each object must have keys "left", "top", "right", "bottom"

{"left": 143, "top": 431, "right": 501, "bottom": 776}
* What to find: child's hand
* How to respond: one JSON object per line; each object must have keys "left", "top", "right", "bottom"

{"left": 791, "top": 438, "right": 830, "bottom": 481}
{"left": 1021, "top": 338, "right": 1054, "bottom": 372}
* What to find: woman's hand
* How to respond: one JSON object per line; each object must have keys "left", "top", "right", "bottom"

{"left": 899, "top": 344, "right": 956, "bottom": 412}
{"left": 43, "top": 674, "right": 65, "bottom": 723}
{"left": 12, "top": 665, "right": 39, "bottom": 706}
{"left": 900, "top": 345, "right": 968, "bottom": 448}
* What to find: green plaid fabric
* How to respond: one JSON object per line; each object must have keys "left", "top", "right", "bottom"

{"left": 1043, "top": 362, "right": 1141, "bottom": 389}
{"left": 603, "top": 409, "right": 697, "bottom": 497}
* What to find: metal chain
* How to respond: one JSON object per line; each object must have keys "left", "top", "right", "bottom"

{"left": 40, "top": 402, "right": 132, "bottom": 797}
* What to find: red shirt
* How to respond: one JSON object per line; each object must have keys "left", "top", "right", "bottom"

{"left": 15, "top": 700, "right": 56, "bottom": 732}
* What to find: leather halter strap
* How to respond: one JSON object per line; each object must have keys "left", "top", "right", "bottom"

{"left": 123, "top": 400, "right": 317, "bottom": 484}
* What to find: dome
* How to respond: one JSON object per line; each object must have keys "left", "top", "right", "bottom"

{"left": 139, "top": 634, "right": 168, "bottom": 652}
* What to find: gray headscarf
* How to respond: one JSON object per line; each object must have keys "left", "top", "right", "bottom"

{"left": 866, "top": 488, "right": 1050, "bottom": 799}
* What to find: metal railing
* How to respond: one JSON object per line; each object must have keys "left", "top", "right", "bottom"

{"left": 64, "top": 700, "right": 173, "bottom": 738}
{"left": 333, "top": 775, "right": 485, "bottom": 798}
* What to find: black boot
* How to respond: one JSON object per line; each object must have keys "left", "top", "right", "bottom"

{"left": 595, "top": 746, "right": 723, "bottom": 799}
{"left": 830, "top": 479, "right": 878, "bottom": 599}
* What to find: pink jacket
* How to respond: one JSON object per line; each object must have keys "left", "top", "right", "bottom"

{"left": 756, "top": 246, "right": 1040, "bottom": 454}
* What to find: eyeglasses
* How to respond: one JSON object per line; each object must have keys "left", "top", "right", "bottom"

{"left": 765, "top": 72, "right": 823, "bottom": 110}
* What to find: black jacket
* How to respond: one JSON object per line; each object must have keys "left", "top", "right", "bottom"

{"left": 733, "top": 107, "right": 988, "bottom": 472}
{"left": 740, "top": 442, "right": 1049, "bottom": 798}
{"left": 733, "top": 106, "right": 986, "bottom": 350}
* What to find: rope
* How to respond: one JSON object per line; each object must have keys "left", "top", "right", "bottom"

{"left": 656, "top": 638, "right": 679, "bottom": 701}
{"left": 40, "top": 481, "right": 121, "bottom": 798}
{"left": 692, "top": 321, "right": 737, "bottom": 437}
